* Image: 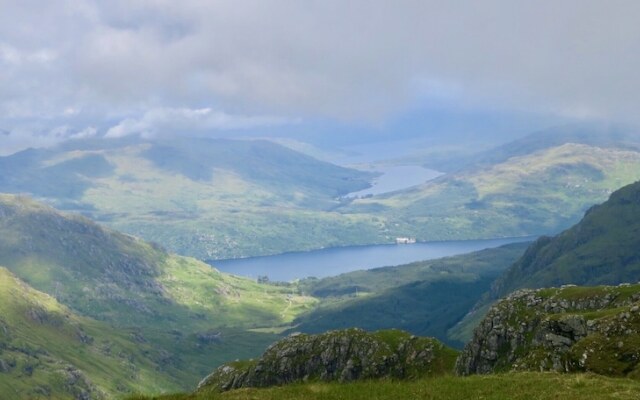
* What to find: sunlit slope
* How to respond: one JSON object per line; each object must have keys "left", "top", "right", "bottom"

{"left": 0, "top": 194, "right": 317, "bottom": 389}
{"left": 346, "top": 143, "right": 640, "bottom": 240}
{"left": 0, "top": 267, "right": 181, "bottom": 399}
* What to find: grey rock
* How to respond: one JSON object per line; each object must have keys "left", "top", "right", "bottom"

{"left": 198, "top": 328, "right": 451, "bottom": 392}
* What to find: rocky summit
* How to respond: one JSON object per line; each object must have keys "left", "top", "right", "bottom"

{"left": 456, "top": 284, "right": 640, "bottom": 378}
{"left": 197, "top": 328, "right": 458, "bottom": 392}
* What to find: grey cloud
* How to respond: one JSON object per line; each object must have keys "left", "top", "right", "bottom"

{"left": 105, "top": 108, "right": 298, "bottom": 138}
{"left": 1, "top": 0, "right": 640, "bottom": 150}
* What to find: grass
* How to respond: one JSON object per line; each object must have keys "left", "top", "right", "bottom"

{"left": 0, "top": 267, "right": 182, "bottom": 398}
{"left": 487, "top": 179, "right": 640, "bottom": 302}
{"left": 126, "top": 373, "right": 640, "bottom": 400}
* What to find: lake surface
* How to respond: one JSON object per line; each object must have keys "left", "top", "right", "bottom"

{"left": 209, "top": 237, "right": 533, "bottom": 281}
{"left": 346, "top": 165, "right": 443, "bottom": 198}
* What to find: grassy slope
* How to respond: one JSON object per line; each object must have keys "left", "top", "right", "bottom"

{"left": 449, "top": 179, "right": 640, "bottom": 343}
{"left": 128, "top": 373, "right": 640, "bottom": 400}
{"left": 294, "top": 243, "right": 529, "bottom": 347}
{"left": 0, "top": 194, "right": 317, "bottom": 393}
{"left": 488, "top": 179, "right": 640, "bottom": 301}
{"left": 0, "top": 267, "right": 181, "bottom": 399}
{"left": 345, "top": 143, "right": 640, "bottom": 241}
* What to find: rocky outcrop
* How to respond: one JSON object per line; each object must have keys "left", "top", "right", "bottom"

{"left": 456, "top": 284, "right": 640, "bottom": 378}
{"left": 198, "top": 328, "right": 457, "bottom": 392}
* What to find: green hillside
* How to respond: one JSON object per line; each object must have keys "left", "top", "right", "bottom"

{"left": 0, "top": 138, "right": 378, "bottom": 259}
{"left": 0, "top": 194, "right": 318, "bottom": 394}
{"left": 424, "top": 123, "right": 640, "bottom": 173}
{"left": 345, "top": 143, "right": 640, "bottom": 241}
{"left": 2, "top": 132, "right": 640, "bottom": 260}
{"left": 487, "top": 179, "right": 640, "bottom": 301}
{"left": 0, "top": 267, "right": 181, "bottom": 399}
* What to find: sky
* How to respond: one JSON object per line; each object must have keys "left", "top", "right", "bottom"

{"left": 1, "top": 0, "right": 640, "bottom": 154}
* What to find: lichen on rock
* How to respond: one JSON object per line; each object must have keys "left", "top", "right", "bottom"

{"left": 198, "top": 328, "right": 457, "bottom": 392}
{"left": 456, "top": 284, "right": 640, "bottom": 378}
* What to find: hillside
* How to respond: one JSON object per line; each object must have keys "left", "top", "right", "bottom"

{"left": 457, "top": 284, "right": 640, "bottom": 378}
{"left": 0, "top": 194, "right": 317, "bottom": 393}
{"left": 2, "top": 130, "right": 640, "bottom": 260}
{"left": 344, "top": 143, "right": 640, "bottom": 242}
{"left": 487, "top": 179, "right": 640, "bottom": 301}
{"left": 425, "top": 123, "right": 640, "bottom": 173}
{"left": 294, "top": 243, "right": 529, "bottom": 347}
{"left": 0, "top": 137, "right": 377, "bottom": 259}
{"left": 0, "top": 267, "right": 185, "bottom": 399}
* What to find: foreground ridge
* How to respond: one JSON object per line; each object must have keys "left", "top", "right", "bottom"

{"left": 197, "top": 328, "right": 458, "bottom": 392}
{"left": 456, "top": 283, "right": 640, "bottom": 377}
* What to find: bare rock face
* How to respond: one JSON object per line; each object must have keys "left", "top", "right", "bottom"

{"left": 198, "top": 328, "right": 457, "bottom": 392}
{"left": 456, "top": 284, "right": 640, "bottom": 378}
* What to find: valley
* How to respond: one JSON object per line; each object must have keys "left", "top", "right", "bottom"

{"left": 3, "top": 150, "right": 640, "bottom": 399}
{"left": 2, "top": 126, "right": 640, "bottom": 261}
{"left": 2, "top": 124, "right": 640, "bottom": 400}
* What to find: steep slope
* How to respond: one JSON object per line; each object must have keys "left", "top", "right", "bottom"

{"left": 0, "top": 194, "right": 317, "bottom": 391}
{"left": 294, "top": 243, "right": 529, "bottom": 347}
{"left": 488, "top": 180, "right": 640, "bottom": 301}
{"left": 457, "top": 284, "right": 640, "bottom": 378}
{"left": 0, "top": 267, "right": 188, "bottom": 399}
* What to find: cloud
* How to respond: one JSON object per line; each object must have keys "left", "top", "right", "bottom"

{"left": 2, "top": 0, "right": 640, "bottom": 152}
{"left": 0, "top": 124, "right": 100, "bottom": 155}
{"left": 105, "top": 108, "right": 298, "bottom": 138}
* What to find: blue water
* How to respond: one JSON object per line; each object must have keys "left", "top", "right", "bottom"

{"left": 346, "top": 166, "right": 443, "bottom": 198}
{"left": 209, "top": 237, "right": 533, "bottom": 282}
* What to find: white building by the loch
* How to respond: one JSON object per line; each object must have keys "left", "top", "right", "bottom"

{"left": 395, "top": 237, "right": 416, "bottom": 244}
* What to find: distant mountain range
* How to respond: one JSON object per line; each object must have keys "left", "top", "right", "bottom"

{"left": 1, "top": 125, "right": 640, "bottom": 259}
